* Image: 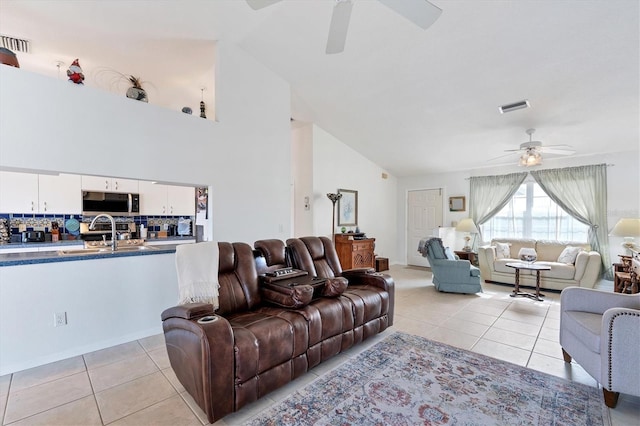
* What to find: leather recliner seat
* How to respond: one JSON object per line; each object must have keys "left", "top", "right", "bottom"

{"left": 161, "top": 238, "right": 394, "bottom": 423}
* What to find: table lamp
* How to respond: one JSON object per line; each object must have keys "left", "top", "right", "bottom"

{"left": 609, "top": 218, "right": 640, "bottom": 254}
{"left": 456, "top": 218, "right": 478, "bottom": 252}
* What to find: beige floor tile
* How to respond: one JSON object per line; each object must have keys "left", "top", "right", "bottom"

{"left": 393, "top": 316, "right": 438, "bottom": 339}
{"left": 438, "top": 317, "right": 490, "bottom": 337}
{"left": 8, "top": 395, "right": 102, "bottom": 426}
{"left": 180, "top": 390, "right": 210, "bottom": 425}
{"left": 482, "top": 327, "right": 537, "bottom": 351}
{"left": 527, "top": 353, "right": 598, "bottom": 388}
{"left": 546, "top": 308, "right": 561, "bottom": 320}
{"left": 161, "top": 368, "right": 186, "bottom": 394}
{"left": 110, "top": 394, "right": 201, "bottom": 426}
{"left": 492, "top": 317, "right": 542, "bottom": 337}
{"left": 138, "top": 333, "right": 166, "bottom": 353}
{"left": 499, "top": 310, "right": 546, "bottom": 326}
{"left": 533, "top": 337, "right": 564, "bottom": 359}
{"left": 0, "top": 388, "right": 7, "bottom": 426}
{"left": 4, "top": 371, "right": 93, "bottom": 424}
{"left": 84, "top": 341, "right": 146, "bottom": 370}
{"left": 471, "top": 339, "right": 531, "bottom": 366}
{"left": 147, "top": 347, "right": 172, "bottom": 370}
{"left": 95, "top": 371, "right": 177, "bottom": 424}
{"left": 504, "top": 300, "right": 549, "bottom": 317}
{"left": 465, "top": 303, "right": 507, "bottom": 317}
{"left": 428, "top": 327, "right": 479, "bottom": 350}
{"left": 88, "top": 353, "right": 159, "bottom": 393}
{"left": 452, "top": 310, "right": 498, "bottom": 326}
{"left": 542, "top": 316, "right": 560, "bottom": 330}
{"left": 537, "top": 326, "right": 559, "bottom": 342}
{"left": 10, "top": 356, "right": 86, "bottom": 392}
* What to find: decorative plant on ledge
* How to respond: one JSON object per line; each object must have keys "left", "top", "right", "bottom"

{"left": 125, "top": 76, "right": 148, "bottom": 102}
{"left": 93, "top": 67, "right": 150, "bottom": 103}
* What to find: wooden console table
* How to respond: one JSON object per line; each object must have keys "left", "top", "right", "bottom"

{"left": 455, "top": 250, "right": 478, "bottom": 266}
{"left": 335, "top": 233, "right": 375, "bottom": 270}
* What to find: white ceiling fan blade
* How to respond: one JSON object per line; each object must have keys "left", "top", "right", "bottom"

{"left": 246, "top": 0, "right": 283, "bottom": 10}
{"left": 541, "top": 147, "right": 576, "bottom": 155}
{"left": 326, "top": 0, "right": 354, "bottom": 54}
{"left": 487, "top": 152, "right": 518, "bottom": 162}
{"left": 377, "top": 0, "right": 442, "bottom": 30}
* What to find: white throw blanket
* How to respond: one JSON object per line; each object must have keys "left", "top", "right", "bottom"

{"left": 175, "top": 241, "right": 220, "bottom": 310}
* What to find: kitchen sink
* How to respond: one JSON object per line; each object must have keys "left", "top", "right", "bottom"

{"left": 58, "top": 245, "right": 159, "bottom": 256}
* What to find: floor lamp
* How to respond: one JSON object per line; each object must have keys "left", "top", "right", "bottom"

{"left": 326, "top": 193, "right": 342, "bottom": 243}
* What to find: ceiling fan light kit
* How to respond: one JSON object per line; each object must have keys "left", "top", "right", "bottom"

{"left": 519, "top": 150, "right": 542, "bottom": 167}
{"left": 499, "top": 100, "right": 530, "bottom": 114}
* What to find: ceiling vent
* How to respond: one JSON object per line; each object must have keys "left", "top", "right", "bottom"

{"left": 499, "top": 100, "right": 530, "bottom": 114}
{"left": 1, "top": 35, "right": 31, "bottom": 53}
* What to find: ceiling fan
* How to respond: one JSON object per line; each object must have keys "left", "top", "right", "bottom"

{"left": 246, "top": 0, "right": 442, "bottom": 54}
{"left": 492, "top": 129, "right": 576, "bottom": 167}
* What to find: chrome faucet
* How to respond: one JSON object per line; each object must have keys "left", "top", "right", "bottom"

{"left": 89, "top": 213, "right": 117, "bottom": 251}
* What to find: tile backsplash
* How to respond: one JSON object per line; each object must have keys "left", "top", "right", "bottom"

{"left": 0, "top": 212, "right": 193, "bottom": 238}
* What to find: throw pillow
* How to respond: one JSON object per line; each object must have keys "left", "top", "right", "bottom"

{"left": 495, "top": 242, "right": 511, "bottom": 259}
{"left": 444, "top": 247, "right": 456, "bottom": 260}
{"left": 557, "top": 246, "right": 582, "bottom": 264}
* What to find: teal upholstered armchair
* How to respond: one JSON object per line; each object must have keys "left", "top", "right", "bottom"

{"left": 418, "top": 237, "right": 482, "bottom": 294}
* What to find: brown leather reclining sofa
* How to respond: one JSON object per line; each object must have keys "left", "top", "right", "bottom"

{"left": 161, "top": 236, "right": 394, "bottom": 423}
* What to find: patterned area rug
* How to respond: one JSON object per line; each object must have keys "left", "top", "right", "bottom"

{"left": 245, "top": 332, "right": 609, "bottom": 426}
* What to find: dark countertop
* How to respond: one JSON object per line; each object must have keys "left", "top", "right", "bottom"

{"left": 0, "top": 236, "right": 194, "bottom": 251}
{"left": 0, "top": 238, "right": 195, "bottom": 267}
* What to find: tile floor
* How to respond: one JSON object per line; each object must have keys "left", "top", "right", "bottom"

{"left": 1, "top": 265, "right": 638, "bottom": 425}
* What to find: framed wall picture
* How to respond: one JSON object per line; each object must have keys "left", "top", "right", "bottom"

{"left": 338, "top": 189, "right": 358, "bottom": 226}
{"left": 449, "top": 196, "right": 466, "bottom": 212}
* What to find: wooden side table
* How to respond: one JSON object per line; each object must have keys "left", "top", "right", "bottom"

{"left": 375, "top": 257, "right": 389, "bottom": 272}
{"left": 455, "top": 250, "right": 477, "bottom": 266}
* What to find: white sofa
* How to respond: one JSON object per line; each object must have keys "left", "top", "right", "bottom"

{"left": 478, "top": 238, "right": 602, "bottom": 291}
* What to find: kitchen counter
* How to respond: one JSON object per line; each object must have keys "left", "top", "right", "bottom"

{"left": 0, "top": 237, "right": 195, "bottom": 267}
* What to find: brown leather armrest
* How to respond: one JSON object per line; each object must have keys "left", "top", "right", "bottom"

{"left": 261, "top": 283, "right": 314, "bottom": 308}
{"left": 161, "top": 303, "right": 214, "bottom": 321}
{"left": 322, "top": 277, "right": 348, "bottom": 297}
{"left": 341, "top": 267, "right": 376, "bottom": 276}
{"left": 342, "top": 271, "right": 393, "bottom": 291}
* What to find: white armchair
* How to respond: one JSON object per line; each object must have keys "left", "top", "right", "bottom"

{"left": 560, "top": 286, "right": 640, "bottom": 407}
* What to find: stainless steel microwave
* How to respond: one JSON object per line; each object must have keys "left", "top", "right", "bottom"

{"left": 82, "top": 191, "right": 140, "bottom": 216}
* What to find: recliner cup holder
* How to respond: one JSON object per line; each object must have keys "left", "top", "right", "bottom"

{"left": 197, "top": 315, "right": 218, "bottom": 324}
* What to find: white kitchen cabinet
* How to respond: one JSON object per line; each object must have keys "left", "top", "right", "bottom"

{"left": 139, "top": 181, "right": 168, "bottom": 215}
{"left": 139, "top": 181, "right": 194, "bottom": 216}
{"left": 38, "top": 174, "right": 82, "bottom": 214}
{"left": 168, "top": 185, "right": 195, "bottom": 216}
{"left": 0, "top": 171, "right": 39, "bottom": 213}
{"left": 81, "top": 175, "right": 138, "bottom": 193}
{"left": 0, "top": 172, "right": 81, "bottom": 214}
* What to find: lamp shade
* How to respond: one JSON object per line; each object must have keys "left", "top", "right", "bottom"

{"left": 609, "top": 218, "right": 640, "bottom": 237}
{"left": 456, "top": 218, "right": 478, "bottom": 233}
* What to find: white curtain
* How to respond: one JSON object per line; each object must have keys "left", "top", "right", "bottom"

{"left": 469, "top": 172, "right": 527, "bottom": 248}
{"left": 530, "top": 164, "right": 611, "bottom": 280}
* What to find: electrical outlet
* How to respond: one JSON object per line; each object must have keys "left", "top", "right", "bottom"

{"left": 54, "top": 311, "right": 67, "bottom": 327}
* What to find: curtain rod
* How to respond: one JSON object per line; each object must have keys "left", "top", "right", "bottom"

{"left": 465, "top": 164, "right": 615, "bottom": 180}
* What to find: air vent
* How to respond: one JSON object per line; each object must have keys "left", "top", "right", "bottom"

{"left": 1, "top": 35, "right": 31, "bottom": 53}
{"left": 499, "top": 100, "right": 530, "bottom": 114}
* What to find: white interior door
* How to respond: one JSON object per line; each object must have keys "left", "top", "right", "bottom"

{"left": 407, "top": 189, "right": 443, "bottom": 266}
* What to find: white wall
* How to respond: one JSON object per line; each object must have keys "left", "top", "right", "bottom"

{"left": 0, "top": 41, "right": 292, "bottom": 244}
{"left": 292, "top": 122, "right": 314, "bottom": 237}
{"left": 396, "top": 150, "right": 639, "bottom": 272}
{"left": 310, "top": 125, "right": 397, "bottom": 261}
{"left": 0, "top": 254, "right": 178, "bottom": 375}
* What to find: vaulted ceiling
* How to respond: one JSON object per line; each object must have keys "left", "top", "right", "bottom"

{"left": 1, "top": 0, "right": 638, "bottom": 176}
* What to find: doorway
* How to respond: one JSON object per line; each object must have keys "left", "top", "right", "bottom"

{"left": 407, "top": 189, "right": 443, "bottom": 267}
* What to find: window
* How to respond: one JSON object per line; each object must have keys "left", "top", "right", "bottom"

{"left": 480, "top": 181, "right": 589, "bottom": 242}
